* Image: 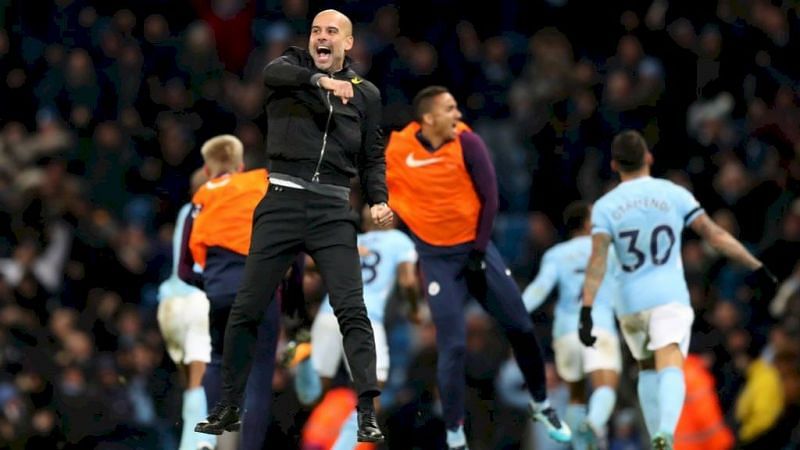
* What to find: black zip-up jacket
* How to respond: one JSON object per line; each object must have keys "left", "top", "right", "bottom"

{"left": 263, "top": 46, "right": 387, "bottom": 205}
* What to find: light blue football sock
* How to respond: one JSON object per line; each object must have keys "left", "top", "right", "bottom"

{"left": 331, "top": 410, "right": 358, "bottom": 450}
{"left": 565, "top": 403, "right": 588, "bottom": 450}
{"left": 294, "top": 359, "right": 322, "bottom": 406}
{"left": 657, "top": 366, "right": 685, "bottom": 436}
{"left": 586, "top": 385, "right": 616, "bottom": 432}
{"left": 637, "top": 369, "right": 660, "bottom": 438}
{"left": 446, "top": 424, "right": 467, "bottom": 448}
{"left": 181, "top": 387, "right": 216, "bottom": 450}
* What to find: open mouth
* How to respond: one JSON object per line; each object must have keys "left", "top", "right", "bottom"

{"left": 316, "top": 45, "right": 332, "bottom": 63}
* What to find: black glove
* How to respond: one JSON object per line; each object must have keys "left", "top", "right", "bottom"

{"left": 753, "top": 265, "right": 778, "bottom": 288}
{"left": 750, "top": 265, "right": 779, "bottom": 300}
{"left": 579, "top": 306, "right": 596, "bottom": 347}
{"left": 462, "top": 249, "right": 487, "bottom": 300}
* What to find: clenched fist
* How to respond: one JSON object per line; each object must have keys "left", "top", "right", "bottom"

{"left": 370, "top": 203, "right": 393, "bottom": 228}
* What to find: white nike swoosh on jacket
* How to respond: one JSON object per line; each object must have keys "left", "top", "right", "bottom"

{"left": 205, "top": 178, "right": 231, "bottom": 189}
{"left": 405, "top": 153, "right": 444, "bottom": 168}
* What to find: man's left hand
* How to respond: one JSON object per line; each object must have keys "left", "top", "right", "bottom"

{"left": 749, "top": 265, "right": 779, "bottom": 299}
{"left": 462, "top": 249, "right": 488, "bottom": 300}
{"left": 752, "top": 265, "right": 778, "bottom": 288}
{"left": 579, "top": 306, "right": 596, "bottom": 347}
{"left": 370, "top": 203, "right": 393, "bottom": 228}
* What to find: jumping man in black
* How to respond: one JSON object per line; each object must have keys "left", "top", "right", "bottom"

{"left": 195, "top": 9, "right": 392, "bottom": 443}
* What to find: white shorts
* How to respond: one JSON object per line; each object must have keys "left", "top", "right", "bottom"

{"left": 310, "top": 312, "right": 389, "bottom": 383}
{"left": 157, "top": 290, "right": 212, "bottom": 365}
{"left": 553, "top": 329, "right": 622, "bottom": 382}
{"left": 618, "top": 303, "right": 694, "bottom": 361}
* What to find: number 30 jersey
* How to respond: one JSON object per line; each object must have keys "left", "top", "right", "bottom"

{"left": 592, "top": 176, "right": 704, "bottom": 315}
{"left": 319, "top": 229, "right": 418, "bottom": 323}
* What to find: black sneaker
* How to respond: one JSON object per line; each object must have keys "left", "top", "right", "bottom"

{"left": 195, "top": 402, "right": 241, "bottom": 435}
{"left": 356, "top": 409, "right": 385, "bottom": 443}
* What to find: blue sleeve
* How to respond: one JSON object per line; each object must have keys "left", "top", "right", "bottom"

{"left": 673, "top": 184, "right": 704, "bottom": 226}
{"left": 591, "top": 200, "right": 613, "bottom": 236}
{"left": 394, "top": 231, "right": 418, "bottom": 264}
{"left": 522, "top": 249, "right": 559, "bottom": 313}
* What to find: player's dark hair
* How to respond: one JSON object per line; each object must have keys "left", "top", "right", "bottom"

{"left": 611, "top": 130, "right": 648, "bottom": 172}
{"left": 563, "top": 201, "right": 591, "bottom": 235}
{"left": 413, "top": 86, "right": 450, "bottom": 122}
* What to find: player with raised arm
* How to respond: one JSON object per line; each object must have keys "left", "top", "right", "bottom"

{"left": 580, "top": 130, "right": 777, "bottom": 450}
{"left": 386, "top": 86, "right": 571, "bottom": 449}
{"left": 523, "top": 201, "right": 621, "bottom": 449}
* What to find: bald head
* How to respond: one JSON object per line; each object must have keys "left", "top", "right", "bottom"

{"left": 314, "top": 9, "right": 352, "bottom": 36}
{"left": 309, "top": 9, "right": 354, "bottom": 72}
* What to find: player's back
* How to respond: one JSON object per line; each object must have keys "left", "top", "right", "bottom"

{"left": 320, "top": 229, "right": 417, "bottom": 323}
{"left": 190, "top": 168, "right": 268, "bottom": 267}
{"left": 547, "top": 236, "right": 618, "bottom": 337}
{"left": 190, "top": 168, "right": 268, "bottom": 298}
{"left": 159, "top": 203, "right": 203, "bottom": 301}
{"left": 592, "top": 176, "right": 703, "bottom": 314}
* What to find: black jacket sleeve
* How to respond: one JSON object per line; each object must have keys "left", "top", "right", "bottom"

{"left": 359, "top": 83, "right": 388, "bottom": 205}
{"left": 263, "top": 48, "right": 323, "bottom": 89}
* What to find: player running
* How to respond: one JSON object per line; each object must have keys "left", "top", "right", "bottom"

{"left": 157, "top": 171, "right": 215, "bottom": 450}
{"left": 523, "top": 200, "right": 621, "bottom": 449}
{"left": 580, "top": 130, "right": 777, "bottom": 450}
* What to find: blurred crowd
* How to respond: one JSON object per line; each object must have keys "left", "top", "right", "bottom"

{"left": 1, "top": 0, "right": 799, "bottom": 449}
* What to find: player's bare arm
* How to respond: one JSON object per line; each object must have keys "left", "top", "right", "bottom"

{"left": 396, "top": 261, "right": 420, "bottom": 323}
{"left": 689, "top": 213, "right": 761, "bottom": 270}
{"left": 582, "top": 233, "right": 611, "bottom": 308}
{"left": 303, "top": 254, "right": 319, "bottom": 273}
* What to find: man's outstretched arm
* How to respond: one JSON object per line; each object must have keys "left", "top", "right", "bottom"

{"left": 579, "top": 233, "right": 610, "bottom": 347}
{"left": 582, "top": 233, "right": 611, "bottom": 309}
{"left": 689, "top": 213, "right": 761, "bottom": 270}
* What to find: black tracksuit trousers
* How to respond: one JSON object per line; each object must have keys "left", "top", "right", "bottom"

{"left": 221, "top": 184, "right": 379, "bottom": 405}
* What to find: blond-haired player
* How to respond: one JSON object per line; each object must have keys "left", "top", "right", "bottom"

{"left": 181, "top": 135, "right": 284, "bottom": 450}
